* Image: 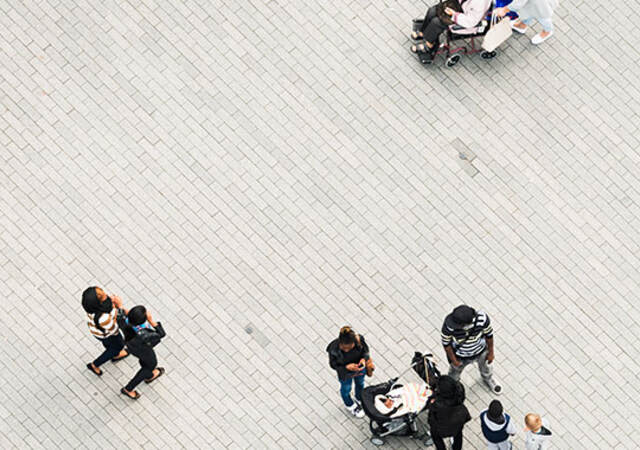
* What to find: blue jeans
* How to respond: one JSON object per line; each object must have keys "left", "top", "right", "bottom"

{"left": 521, "top": 17, "right": 553, "bottom": 32}
{"left": 339, "top": 371, "right": 365, "bottom": 407}
{"left": 93, "top": 333, "right": 125, "bottom": 367}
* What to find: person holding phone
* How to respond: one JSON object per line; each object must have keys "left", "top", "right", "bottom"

{"left": 120, "top": 305, "right": 166, "bottom": 399}
{"left": 326, "top": 326, "right": 374, "bottom": 418}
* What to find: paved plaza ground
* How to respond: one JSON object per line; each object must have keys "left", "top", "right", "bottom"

{"left": 1, "top": 0, "right": 640, "bottom": 448}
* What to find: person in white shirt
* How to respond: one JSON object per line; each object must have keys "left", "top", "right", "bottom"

{"left": 524, "top": 413, "right": 553, "bottom": 449}
{"left": 494, "top": 0, "right": 558, "bottom": 45}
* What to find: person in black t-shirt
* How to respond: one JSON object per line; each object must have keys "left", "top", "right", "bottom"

{"left": 326, "top": 326, "right": 374, "bottom": 418}
{"left": 120, "top": 305, "right": 166, "bottom": 400}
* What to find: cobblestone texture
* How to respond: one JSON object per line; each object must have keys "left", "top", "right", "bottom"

{"left": 1, "top": 0, "right": 640, "bottom": 449}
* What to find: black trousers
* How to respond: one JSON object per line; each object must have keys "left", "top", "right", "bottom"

{"left": 420, "top": 5, "right": 448, "bottom": 45}
{"left": 432, "top": 429, "right": 463, "bottom": 450}
{"left": 125, "top": 349, "right": 157, "bottom": 391}
{"left": 93, "top": 333, "right": 125, "bottom": 367}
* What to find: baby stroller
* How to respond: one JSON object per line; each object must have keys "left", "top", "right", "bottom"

{"left": 411, "top": 0, "right": 500, "bottom": 67}
{"left": 361, "top": 352, "right": 441, "bottom": 446}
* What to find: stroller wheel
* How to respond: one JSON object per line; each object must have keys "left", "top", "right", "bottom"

{"left": 446, "top": 54, "right": 461, "bottom": 67}
{"left": 481, "top": 50, "right": 497, "bottom": 59}
{"left": 370, "top": 437, "right": 385, "bottom": 446}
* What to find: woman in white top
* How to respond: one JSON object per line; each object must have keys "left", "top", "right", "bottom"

{"left": 82, "top": 286, "right": 129, "bottom": 376}
{"left": 495, "top": 0, "right": 558, "bottom": 45}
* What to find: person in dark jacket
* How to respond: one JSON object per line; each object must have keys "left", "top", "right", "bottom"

{"left": 326, "top": 326, "right": 374, "bottom": 418}
{"left": 120, "top": 305, "right": 166, "bottom": 399}
{"left": 82, "top": 286, "right": 129, "bottom": 376}
{"left": 428, "top": 375, "right": 472, "bottom": 450}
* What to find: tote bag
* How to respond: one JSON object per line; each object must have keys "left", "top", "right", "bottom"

{"left": 482, "top": 12, "right": 512, "bottom": 51}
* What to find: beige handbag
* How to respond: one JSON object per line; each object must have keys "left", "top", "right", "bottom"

{"left": 482, "top": 12, "right": 512, "bottom": 52}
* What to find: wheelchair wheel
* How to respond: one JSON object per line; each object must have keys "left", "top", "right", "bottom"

{"left": 481, "top": 50, "right": 497, "bottom": 59}
{"left": 446, "top": 54, "right": 461, "bottom": 67}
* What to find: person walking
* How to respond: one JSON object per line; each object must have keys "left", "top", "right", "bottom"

{"left": 326, "top": 326, "right": 374, "bottom": 418}
{"left": 427, "top": 375, "right": 471, "bottom": 450}
{"left": 120, "top": 305, "right": 166, "bottom": 399}
{"left": 480, "top": 400, "right": 517, "bottom": 449}
{"left": 82, "top": 286, "right": 129, "bottom": 376}
{"left": 524, "top": 413, "right": 552, "bottom": 449}
{"left": 494, "top": 0, "right": 558, "bottom": 45}
{"left": 441, "top": 305, "right": 502, "bottom": 394}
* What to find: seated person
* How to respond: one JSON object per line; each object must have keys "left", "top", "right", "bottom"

{"left": 374, "top": 382, "right": 431, "bottom": 418}
{"left": 411, "top": 0, "right": 492, "bottom": 61}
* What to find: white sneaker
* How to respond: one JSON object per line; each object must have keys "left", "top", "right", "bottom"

{"left": 484, "top": 378, "right": 503, "bottom": 395}
{"left": 347, "top": 403, "right": 365, "bottom": 418}
{"left": 511, "top": 21, "right": 527, "bottom": 34}
{"left": 531, "top": 30, "right": 553, "bottom": 45}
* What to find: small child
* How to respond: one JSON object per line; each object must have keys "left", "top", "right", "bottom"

{"left": 480, "top": 400, "right": 517, "bottom": 449}
{"left": 524, "top": 413, "right": 552, "bottom": 449}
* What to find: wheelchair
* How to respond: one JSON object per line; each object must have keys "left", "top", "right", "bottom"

{"left": 412, "top": 10, "right": 498, "bottom": 67}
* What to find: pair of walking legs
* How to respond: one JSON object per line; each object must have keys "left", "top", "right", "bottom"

{"left": 87, "top": 334, "right": 128, "bottom": 375}
{"left": 121, "top": 350, "right": 164, "bottom": 398}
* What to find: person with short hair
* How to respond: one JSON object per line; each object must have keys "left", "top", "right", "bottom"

{"left": 524, "top": 413, "right": 552, "bottom": 449}
{"left": 82, "top": 286, "right": 129, "bottom": 376}
{"left": 480, "top": 400, "right": 517, "bottom": 449}
{"left": 326, "top": 326, "right": 374, "bottom": 418}
{"left": 120, "top": 305, "right": 166, "bottom": 399}
{"left": 441, "top": 305, "right": 502, "bottom": 394}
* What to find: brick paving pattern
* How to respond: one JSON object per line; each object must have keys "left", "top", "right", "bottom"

{"left": 1, "top": 0, "right": 640, "bottom": 448}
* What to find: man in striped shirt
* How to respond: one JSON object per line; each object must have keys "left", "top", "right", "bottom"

{"left": 441, "top": 305, "right": 502, "bottom": 394}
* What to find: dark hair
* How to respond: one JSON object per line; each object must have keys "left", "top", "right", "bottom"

{"left": 452, "top": 305, "right": 476, "bottom": 325}
{"left": 338, "top": 326, "right": 357, "bottom": 346}
{"left": 437, "top": 375, "right": 465, "bottom": 404}
{"left": 123, "top": 305, "right": 147, "bottom": 341}
{"left": 82, "top": 286, "right": 111, "bottom": 333}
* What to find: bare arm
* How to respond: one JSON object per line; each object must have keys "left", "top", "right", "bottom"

{"left": 444, "top": 345, "right": 461, "bottom": 366}
{"left": 486, "top": 336, "right": 495, "bottom": 363}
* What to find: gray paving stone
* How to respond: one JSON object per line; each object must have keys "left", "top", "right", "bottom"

{"left": 1, "top": 0, "right": 640, "bottom": 449}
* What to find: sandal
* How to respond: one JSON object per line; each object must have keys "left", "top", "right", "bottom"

{"left": 120, "top": 387, "right": 140, "bottom": 399}
{"left": 87, "top": 363, "right": 102, "bottom": 376}
{"left": 144, "top": 367, "right": 165, "bottom": 384}
{"left": 111, "top": 350, "right": 129, "bottom": 362}
{"left": 411, "top": 31, "right": 424, "bottom": 41}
